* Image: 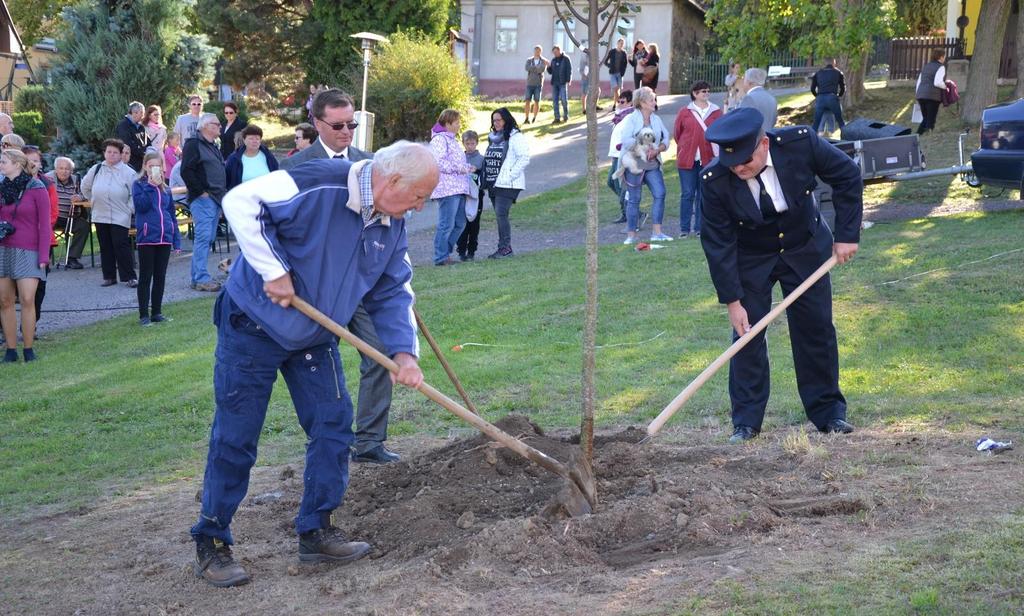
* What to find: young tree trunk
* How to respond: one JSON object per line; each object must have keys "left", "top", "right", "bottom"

{"left": 1016, "top": 4, "right": 1024, "bottom": 99}
{"left": 961, "top": 0, "right": 1012, "bottom": 125}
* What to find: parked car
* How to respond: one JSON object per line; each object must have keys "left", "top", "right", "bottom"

{"left": 970, "top": 98, "right": 1024, "bottom": 192}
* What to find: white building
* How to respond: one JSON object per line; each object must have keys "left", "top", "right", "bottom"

{"left": 460, "top": 0, "right": 708, "bottom": 97}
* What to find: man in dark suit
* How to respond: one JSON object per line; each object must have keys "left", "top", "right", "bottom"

{"left": 280, "top": 89, "right": 395, "bottom": 464}
{"left": 810, "top": 59, "right": 847, "bottom": 132}
{"left": 115, "top": 101, "right": 150, "bottom": 172}
{"left": 700, "top": 108, "right": 862, "bottom": 443}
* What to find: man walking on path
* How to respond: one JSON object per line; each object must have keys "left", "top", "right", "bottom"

{"left": 810, "top": 59, "right": 846, "bottom": 133}
{"left": 603, "top": 38, "right": 628, "bottom": 109}
{"left": 189, "top": 141, "right": 438, "bottom": 588}
{"left": 547, "top": 45, "right": 572, "bottom": 124}
{"left": 180, "top": 113, "right": 227, "bottom": 292}
{"left": 700, "top": 108, "right": 861, "bottom": 444}
{"left": 523, "top": 45, "right": 548, "bottom": 125}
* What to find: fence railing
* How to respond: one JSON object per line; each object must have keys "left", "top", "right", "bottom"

{"left": 675, "top": 53, "right": 814, "bottom": 92}
{"left": 888, "top": 37, "right": 964, "bottom": 80}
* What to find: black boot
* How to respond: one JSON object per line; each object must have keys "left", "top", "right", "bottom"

{"left": 194, "top": 535, "right": 250, "bottom": 588}
{"left": 298, "top": 512, "right": 371, "bottom": 564}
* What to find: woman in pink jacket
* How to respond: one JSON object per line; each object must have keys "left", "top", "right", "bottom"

{"left": 0, "top": 148, "right": 52, "bottom": 362}
{"left": 429, "top": 109, "right": 476, "bottom": 266}
{"left": 673, "top": 80, "right": 722, "bottom": 238}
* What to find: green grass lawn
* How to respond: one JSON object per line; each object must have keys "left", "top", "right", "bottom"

{"left": 3, "top": 210, "right": 1023, "bottom": 517}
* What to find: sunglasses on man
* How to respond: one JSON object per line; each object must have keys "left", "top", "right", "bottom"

{"left": 318, "top": 119, "right": 359, "bottom": 131}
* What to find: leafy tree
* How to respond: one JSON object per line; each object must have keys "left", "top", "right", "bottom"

{"left": 706, "top": 0, "right": 896, "bottom": 106}
{"left": 45, "top": 0, "right": 219, "bottom": 166}
{"left": 303, "top": 0, "right": 450, "bottom": 88}
{"left": 8, "top": 0, "right": 77, "bottom": 45}
{"left": 361, "top": 31, "right": 472, "bottom": 145}
{"left": 893, "top": 0, "right": 948, "bottom": 35}
{"left": 195, "top": 0, "right": 315, "bottom": 95}
{"left": 961, "top": 0, "right": 1012, "bottom": 124}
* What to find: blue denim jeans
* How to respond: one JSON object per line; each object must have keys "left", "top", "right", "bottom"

{"left": 189, "top": 195, "right": 220, "bottom": 284}
{"left": 812, "top": 94, "right": 845, "bottom": 131}
{"left": 678, "top": 164, "right": 703, "bottom": 234}
{"left": 433, "top": 195, "right": 467, "bottom": 264}
{"left": 191, "top": 293, "right": 354, "bottom": 543}
{"left": 552, "top": 84, "right": 569, "bottom": 121}
{"left": 624, "top": 167, "right": 666, "bottom": 232}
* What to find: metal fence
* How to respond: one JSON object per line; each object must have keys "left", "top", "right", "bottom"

{"left": 675, "top": 53, "right": 813, "bottom": 92}
{"left": 888, "top": 37, "right": 964, "bottom": 80}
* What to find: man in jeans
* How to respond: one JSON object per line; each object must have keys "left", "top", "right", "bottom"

{"left": 547, "top": 45, "right": 572, "bottom": 123}
{"left": 181, "top": 113, "right": 226, "bottom": 292}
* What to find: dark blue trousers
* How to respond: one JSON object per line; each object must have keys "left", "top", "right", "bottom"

{"left": 812, "top": 94, "right": 846, "bottom": 131}
{"left": 191, "top": 293, "right": 354, "bottom": 544}
{"left": 729, "top": 256, "right": 847, "bottom": 431}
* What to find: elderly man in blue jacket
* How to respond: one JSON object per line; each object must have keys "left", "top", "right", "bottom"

{"left": 189, "top": 141, "right": 439, "bottom": 588}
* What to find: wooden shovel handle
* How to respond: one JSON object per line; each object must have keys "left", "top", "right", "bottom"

{"left": 647, "top": 255, "right": 838, "bottom": 436}
{"left": 413, "top": 308, "right": 479, "bottom": 415}
{"left": 289, "top": 297, "right": 576, "bottom": 485}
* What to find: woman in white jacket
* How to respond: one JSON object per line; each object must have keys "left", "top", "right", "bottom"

{"left": 82, "top": 138, "right": 138, "bottom": 287}
{"left": 481, "top": 108, "right": 530, "bottom": 259}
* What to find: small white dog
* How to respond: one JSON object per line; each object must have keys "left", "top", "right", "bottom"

{"left": 613, "top": 126, "right": 657, "bottom": 180}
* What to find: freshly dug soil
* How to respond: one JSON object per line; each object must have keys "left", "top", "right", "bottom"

{"left": 1, "top": 416, "right": 1020, "bottom": 615}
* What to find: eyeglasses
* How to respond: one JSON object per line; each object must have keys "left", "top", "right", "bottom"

{"left": 224, "top": 110, "right": 236, "bottom": 115}
{"left": 695, "top": 89, "right": 710, "bottom": 94}
{"left": 318, "top": 119, "right": 359, "bottom": 131}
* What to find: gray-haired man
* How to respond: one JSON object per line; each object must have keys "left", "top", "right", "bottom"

{"left": 738, "top": 68, "right": 778, "bottom": 135}
{"left": 181, "top": 112, "right": 226, "bottom": 292}
{"left": 115, "top": 101, "right": 150, "bottom": 171}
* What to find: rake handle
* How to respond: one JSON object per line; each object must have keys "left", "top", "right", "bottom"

{"left": 646, "top": 255, "right": 838, "bottom": 436}
{"left": 413, "top": 308, "right": 479, "bottom": 415}
{"left": 289, "top": 296, "right": 575, "bottom": 483}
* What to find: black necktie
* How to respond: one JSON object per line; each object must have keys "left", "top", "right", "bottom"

{"left": 334, "top": 153, "right": 345, "bottom": 160}
{"left": 755, "top": 174, "right": 777, "bottom": 220}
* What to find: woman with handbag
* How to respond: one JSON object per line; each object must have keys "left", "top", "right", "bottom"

{"left": 641, "top": 43, "right": 661, "bottom": 92}
{"left": 628, "top": 40, "right": 648, "bottom": 90}
{"left": 674, "top": 80, "right": 722, "bottom": 238}
{"left": 0, "top": 148, "right": 51, "bottom": 363}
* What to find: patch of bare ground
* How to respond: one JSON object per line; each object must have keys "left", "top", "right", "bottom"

{"left": 1, "top": 416, "right": 1020, "bottom": 615}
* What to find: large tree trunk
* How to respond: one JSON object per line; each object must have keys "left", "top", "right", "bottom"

{"left": 1016, "top": 0, "right": 1024, "bottom": 99}
{"left": 840, "top": 51, "right": 869, "bottom": 108}
{"left": 962, "top": 0, "right": 1012, "bottom": 125}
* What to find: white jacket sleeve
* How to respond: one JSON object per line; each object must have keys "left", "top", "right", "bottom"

{"left": 933, "top": 66, "right": 946, "bottom": 89}
{"left": 221, "top": 170, "right": 301, "bottom": 282}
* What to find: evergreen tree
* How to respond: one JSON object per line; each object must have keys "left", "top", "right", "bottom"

{"left": 45, "top": 0, "right": 219, "bottom": 166}
{"left": 303, "top": 0, "right": 450, "bottom": 88}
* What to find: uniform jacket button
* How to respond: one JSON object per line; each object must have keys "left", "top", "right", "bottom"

{"left": 739, "top": 221, "right": 744, "bottom": 226}
{"left": 805, "top": 189, "right": 811, "bottom": 195}
{"left": 780, "top": 248, "right": 785, "bottom": 253}
{"left": 778, "top": 232, "right": 784, "bottom": 238}
{"left": 305, "top": 353, "right": 313, "bottom": 360}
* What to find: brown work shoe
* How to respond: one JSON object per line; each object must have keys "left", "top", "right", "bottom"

{"left": 190, "top": 281, "right": 222, "bottom": 292}
{"left": 298, "top": 513, "right": 371, "bottom": 564}
{"left": 194, "top": 535, "right": 250, "bottom": 588}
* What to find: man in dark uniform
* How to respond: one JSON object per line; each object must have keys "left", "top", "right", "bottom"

{"left": 810, "top": 59, "right": 846, "bottom": 132}
{"left": 699, "top": 108, "right": 861, "bottom": 443}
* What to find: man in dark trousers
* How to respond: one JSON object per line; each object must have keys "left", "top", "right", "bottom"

{"left": 115, "top": 101, "right": 150, "bottom": 172}
{"left": 699, "top": 107, "right": 862, "bottom": 443}
{"left": 189, "top": 141, "right": 438, "bottom": 587}
{"left": 280, "top": 89, "right": 398, "bottom": 464}
{"left": 547, "top": 45, "right": 572, "bottom": 123}
{"left": 810, "top": 59, "right": 847, "bottom": 133}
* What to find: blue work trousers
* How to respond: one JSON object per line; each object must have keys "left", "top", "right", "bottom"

{"left": 191, "top": 292, "right": 354, "bottom": 544}
{"left": 189, "top": 195, "right": 220, "bottom": 284}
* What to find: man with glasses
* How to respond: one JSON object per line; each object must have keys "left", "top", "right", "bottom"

{"left": 181, "top": 113, "right": 226, "bottom": 292}
{"left": 174, "top": 95, "right": 206, "bottom": 142}
{"left": 280, "top": 89, "right": 398, "bottom": 465}
{"left": 699, "top": 107, "right": 862, "bottom": 444}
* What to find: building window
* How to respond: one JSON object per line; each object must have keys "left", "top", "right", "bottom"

{"left": 553, "top": 17, "right": 577, "bottom": 53}
{"left": 614, "top": 16, "right": 635, "bottom": 51}
{"left": 495, "top": 16, "right": 518, "bottom": 53}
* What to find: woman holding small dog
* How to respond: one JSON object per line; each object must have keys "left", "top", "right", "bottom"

{"left": 674, "top": 80, "right": 722, "bottom": 238}
{"left": 0, "top": 148, "right": 51, "bottom": 362}
{"left": 619, "top": 87, "right": 671, "bottom": 245}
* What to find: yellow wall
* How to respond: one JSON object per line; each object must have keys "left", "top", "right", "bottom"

{"left": 963, "top": 0, "right": 981, "bottom": 54}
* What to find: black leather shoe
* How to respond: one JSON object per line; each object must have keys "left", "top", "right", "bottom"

{"left": 729, "top": 425, "right": 759, "bottom": 444}
{"left": 351, "top": 445, "right": 401, "bottom": 464}
{"left": 66, "top": 259, "right": 84, "bottom": 270}
{"left": 821, "top": 418, "right": 855, "bottom": 434}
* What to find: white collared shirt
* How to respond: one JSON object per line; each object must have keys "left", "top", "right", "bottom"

{"left": 318, "top": 139, "right": 350, "bottom": 160}
{"left": 745, "top": 151, "right": 789, "bottom": 213}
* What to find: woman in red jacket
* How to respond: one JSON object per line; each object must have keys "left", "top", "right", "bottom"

{"left": 0, "top": 148, "right": 51, "bottom": 362}
{"left": 673, "top": 80, "right": 722, "bottom": 238}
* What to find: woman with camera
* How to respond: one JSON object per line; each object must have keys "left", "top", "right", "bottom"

{"left": 82, "top": 138, "right": 138, "bottom": 288}
{"left": 133, "top": 152, "right": 181, "bottom": 326}
{"left": 0, "top": 148, "right": 51, "bottom": 362}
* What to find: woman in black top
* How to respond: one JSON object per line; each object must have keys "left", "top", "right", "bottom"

{"left": 219, "top": 101, "right": 248, "bottom": 159}
{"left": 642, "top": 43, "right": 661, "bottom": 91}
{"left": 628, "top": 40, "right": 648, "bottom": 90}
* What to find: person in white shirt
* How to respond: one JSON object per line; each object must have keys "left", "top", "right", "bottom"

{"left": 173, "top": 94, "right": 205, "bottom": 142}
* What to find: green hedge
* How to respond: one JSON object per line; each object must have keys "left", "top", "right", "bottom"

{"left": 12, "top": 111, "right": 45, "bottom": 146}
{"left": 14, "top": 85, "right": 54, "bottom": 137}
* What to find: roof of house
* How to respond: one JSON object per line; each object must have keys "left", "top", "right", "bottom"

{"left": 0, "top": 0, "right": 27, "bottom": 54}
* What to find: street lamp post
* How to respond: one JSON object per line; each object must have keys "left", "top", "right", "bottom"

{"left": 350, "top": 32, "right": 389, "bottom": 151}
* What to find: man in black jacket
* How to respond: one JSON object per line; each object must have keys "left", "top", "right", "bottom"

{"left": 603, "top": 38, "right": 628, "bottom": 106}
{"left": 810, "top": 59, "right": 847, "bottom": 132}
{"left": 700, "top": 108, "right": 862, "bottom": 443}
{"left": 181, "top": 112, "right": 227, "bottom": 292}
{"left": 547, "top": 45, "right": 572, "bottom": 123}
{"left": 115, "top": 102, "right": 150, "bottom": 172}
